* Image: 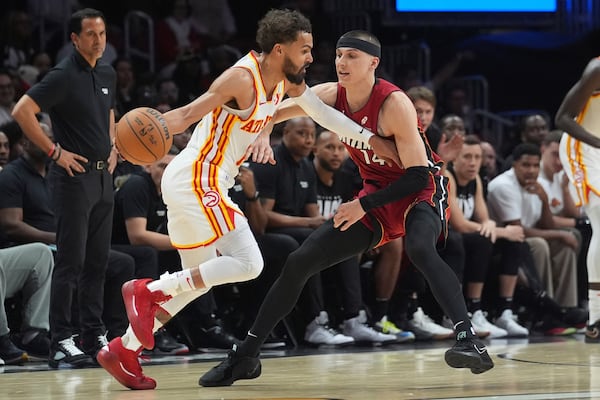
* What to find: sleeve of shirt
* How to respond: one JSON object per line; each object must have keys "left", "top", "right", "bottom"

{"left": 487, "top": 180, "right": 521, "bottom": 224}
{"left": 252, "top": 162, "right": 278, "bottom": 199}
{"left": 118, "top": 176, "right": 151, "bottom": 219}
{"left": 26, "top": 67, "right": 69, "bottom": 111}
{"left": 109, "top": 68, "right": 117, "bottom": 109}
{"left": 0, "top": 168, "right": 25, "bottom": 209}
{"left": 305, "top": 163, "right": 318, "bottom": 204}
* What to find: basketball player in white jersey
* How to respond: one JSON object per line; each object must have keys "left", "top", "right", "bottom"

{"left": 556, "top": 56, "right": 600, "bottom": 344}
{"left": 97, "top": 9, "right": 398, "bottom": 390}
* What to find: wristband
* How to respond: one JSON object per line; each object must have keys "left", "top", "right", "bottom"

{"left": 47, "top": 143, "right": 56, "bottom": 157}
{"left": 246, "top": 191, "right": 260, "bottom": 202}
{"left": 52, "top": 144, "right": 62, "bottom": 161}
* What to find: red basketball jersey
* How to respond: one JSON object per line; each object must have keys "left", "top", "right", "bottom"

{"left": 334, "top": 79, "right": 449, "bottom": 246}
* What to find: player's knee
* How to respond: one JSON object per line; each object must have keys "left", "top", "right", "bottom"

{"left": 280, "top": 248, "right": 315, "bottom": 283}
{"left": 404, "top": 236, "right": 427, "bottom": 265}
{"left": 245, "top": 256, "right": 263, "bottom": 280}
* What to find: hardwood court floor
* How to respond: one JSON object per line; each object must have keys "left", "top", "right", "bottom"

{"left": 1, "top": 335, "right": 599, "bottom": 400}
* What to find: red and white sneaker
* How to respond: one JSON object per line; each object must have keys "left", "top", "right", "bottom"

{"left": 97, "top": 337, "right": 156, "bottom": 390}
{"left": 122, "top": 279, "right": 172, "bottom": 349}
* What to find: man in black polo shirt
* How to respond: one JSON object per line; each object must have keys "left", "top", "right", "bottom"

{"left": 0, "top": 125, "right": 134, "bottom": 363}
{"left": 11, "top": 8, "right": 118, "bottom": 367}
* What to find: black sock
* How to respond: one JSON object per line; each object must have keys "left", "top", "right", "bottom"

{"left": 237, "top": 332, "right": 261, "bottom": 358}
{"left": 453, "top": 320, "right": 476, "bottom": 341}
{"left": 466, "top": 298, "right": 482, "bottom": 314}
{"left": 498, "top": 297, "right": 513, "bottom": 313}
{"left": 407, "top": 294, "right": 419, "bottom": 316}
{"left": 372, "top": 298, "right": 389, "bottom": 322}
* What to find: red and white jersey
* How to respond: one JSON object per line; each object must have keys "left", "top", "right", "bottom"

{"left": 560, "top": 92, "right": 600, "bottom": 206}
{"left": 184, "top": 51, "right": 285, "bottom": 189}
{"left": 161, "top": 51, "right": 285, "bottom": 248}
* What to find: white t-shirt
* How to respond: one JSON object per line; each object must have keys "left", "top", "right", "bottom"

{"left": 538, "top": 164, "right": 565, "bottom": 215}
{"left": 487, "top": 168, "right": 542, "bottom": 228}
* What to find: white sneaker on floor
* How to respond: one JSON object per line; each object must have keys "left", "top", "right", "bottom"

{"left": 0, "top": 356, "right": 4, "bottom": 365}
{"left": 304, "top": 311, "right": 354, "bottom": 346}
{"left": 470, "top": 310, "right": 507, "bottom": 339}
{"left": 408, "top": 308, "right": 454, "bottom": 340}
{"left": 345, "top": 312, "right": 398, "bottom": 344}
{"left": 495, "top": 309, "right": 529, "bottom": 337}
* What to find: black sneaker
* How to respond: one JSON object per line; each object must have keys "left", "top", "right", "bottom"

{"left": 199, "top": 346, "right": 261, "bottom": 387}
{"left": 152, "top": 328, "right": 190, "bottom": 355}
{"left": 199, "top": 325, "right": 241, "bottom": 349}
{"left": 82, "top": 334, "right": 109, "bottom": 364}
{"left": 444, "top": 338, "right": 494, "bottom": 374}
{"left": 0, "top": 334, "right": 28, "bottom": 364}
{"left": 13, "top": 330, "right": 50, "bottom": 360}
{"left": 49, "top": 336, "right": 92, "bottom": 368}
{"left": 585, "top": 319, "right": 600, "bottom": 343}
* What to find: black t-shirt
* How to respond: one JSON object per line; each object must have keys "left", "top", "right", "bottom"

{"left": 252, "top": 144, "right": 317, "bottom": 217}
{"left": 228, "top": 181, "right": 247, "bottom": 212}
{"left": 27, "top": 49, "right": 116, "bottom": 161}
{"left": 0, "top": 157, "right": 55, "bottom": 234}
{"left": 112, "top": 172, "right": 167, "bottom": 244}
{"left": 315, "top": 166, "right": 356, "bottom": 218}
{"left": 447, "top": 165, "right": 477, "bottom": 221}
{"left": 425, "top": 125, "right": 443, "bottom": 154}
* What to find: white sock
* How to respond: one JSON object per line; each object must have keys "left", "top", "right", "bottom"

{"left": 148, "top": 268, "right": 197, "bottom": 297}
{"left": 122, "top": 318, "right": 164, "bottom": 351}
{"left": 589, "top": 289, "right": 600, "bottom": 324}
{"left": 122, "top": 326, "right": 143, "bottom": 351}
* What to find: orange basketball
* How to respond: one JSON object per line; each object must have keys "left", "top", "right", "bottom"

{"left": 115, "top": 107, "right": 173, "bottom": 165}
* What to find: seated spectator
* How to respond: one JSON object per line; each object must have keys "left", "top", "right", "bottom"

{"left": 538, "top": 130, "right": 591, "bottom": 311}
{"left": 0, "top": 120, "right": 26, "bottom": 162}
{"left": 480, "top": 140, "right": 502, "bottom": 195}
{"left": 113, "top": 58, "right": 137, "bottom": 120}
{"left": 0, "top": 69, "right": 16, "bottom": 126}
{"left": 1, "top": 11, "right": 35, "bottom": 70}
{"left": 156, "top": 0, "right": 205, "bottom": 74}
{"left": 0, "top": 242, "right": 53, "bottom": 363}
{"left": 155, "top": 79, "right": 181, "bottom": 109}
{"left": 445, "top": 135, "right": 529, "bottom": 337}
{"left": 406, "top": 86, "right": 463, "bottom": 164}
{"left": 501, "top": 113, "right": 550, "bottom": 172}
{"left": 487, "top": 144, "right": 579, "bottom": 313}
{"left": 0, "top": 130, "right": 9, "bottom": 170}
{"left": 312, "top": 130, "right": 398, "bottom": 344}
{"left": 31, "top": 52, "right": 52, "bottom": 79}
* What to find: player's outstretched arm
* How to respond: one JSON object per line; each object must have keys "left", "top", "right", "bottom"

{"left": 276, "top": 83, "right": 400, "bottom": 166}
{"left": 555, "top": 57, "right": 600, "bottom": 148}
{"left": 163, "top": 68, "right": 254, "bottom": 135}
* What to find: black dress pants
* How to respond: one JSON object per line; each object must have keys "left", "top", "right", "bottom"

{"left": 48, "top": 165, "right": 114, "bottom": 345}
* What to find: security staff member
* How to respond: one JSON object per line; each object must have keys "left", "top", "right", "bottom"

{"left": 12, "top": 8, "right": 118, "bottom": 367}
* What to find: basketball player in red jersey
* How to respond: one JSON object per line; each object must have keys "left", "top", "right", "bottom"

{"left": 199, "top": 30, "right": 494, "bottom": 387}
